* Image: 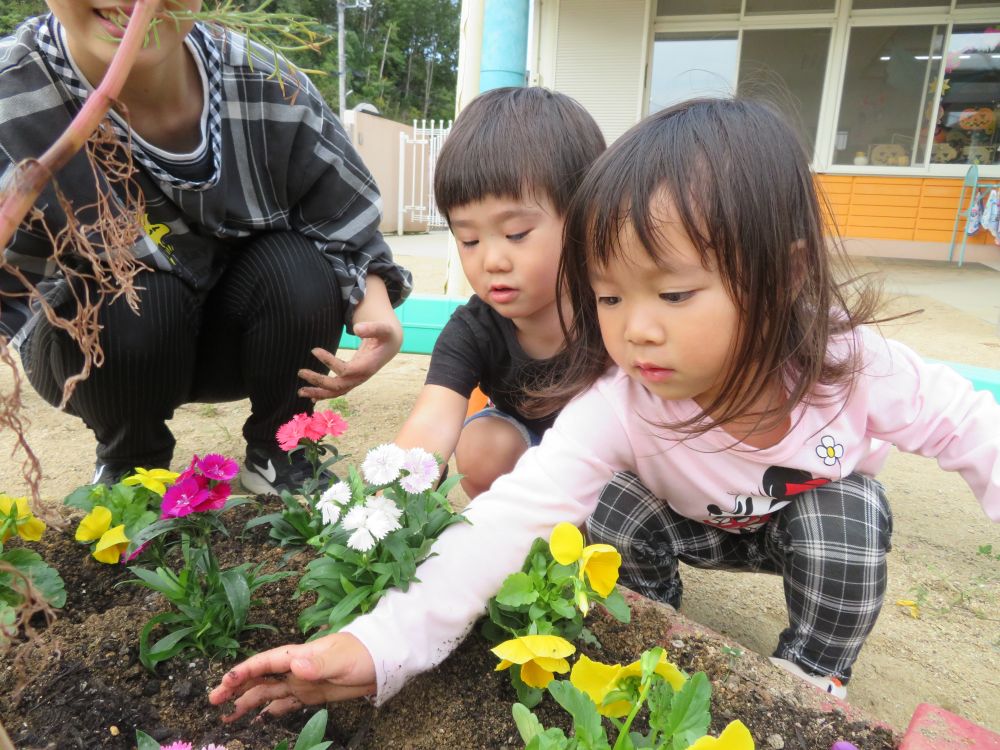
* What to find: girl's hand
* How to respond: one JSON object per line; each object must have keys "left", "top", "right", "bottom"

{"left": 208, "top": 633, "right": 377, "bottom": 721}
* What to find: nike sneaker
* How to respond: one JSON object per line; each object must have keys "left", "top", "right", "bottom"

{"left": 241, "top": 443, "right": 332, "bottom": 496}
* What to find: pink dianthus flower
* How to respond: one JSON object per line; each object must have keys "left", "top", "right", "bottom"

{"left": 310, "top": 409, "right": 348, "bottom": 438}
{"left": 276, "top": 417, "right": 307, "bottom": 451}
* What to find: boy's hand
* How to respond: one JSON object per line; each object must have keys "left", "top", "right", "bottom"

{"left": 208, "top": 633, "right": 377, "bottom": 721}
{"left": 298, "top": 319, "right": 402, "bottom": 399}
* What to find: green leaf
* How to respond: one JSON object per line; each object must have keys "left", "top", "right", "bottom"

{"left": 547, "top": 680, "right": 609, "bottom": 749}
{"left": 221, "top": 568, "right": 251, "bottom": 633}
{"left": 549, "top": 596, "right": 576, "bottom": 621}
{"left": 667, "top": 672, "right": 711, "bottom": 749}
{"left": 435, "top": 471, "right": 463, "bottom": 497}
{"left": 512, "top": 703, "right": 546, "bottom": 743}
{"left": 323, "top": 585, "right": 372, "bottom": 631}
{"left": 496, "top": 572, "right": 539, "bottom": 607}
{"left": 598, "top": 589, "right": 631, "bottom": 623}
{"left": 148, "top": 625, "right": 196, "bottom": 656}
{"left": 511, "top": 667, "right": 544, "bottom": 709}
{"left": 136, "top": 730, "right": 162, "bottom": 750}
{"left": 129, "top": 566, "right": 185, "bottom": 599}
{"left": 17, "top": 554, "right": 66, "bottom": 609}
{"left": 293, "top": 708, "right": 330, "bottom": 750}
{"left": 63, "top": 484, "right": 104, "bottom": 512}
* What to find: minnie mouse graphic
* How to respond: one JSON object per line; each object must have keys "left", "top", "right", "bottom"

{"left": 704, "top": 466, "right": 831, "bottom": 532}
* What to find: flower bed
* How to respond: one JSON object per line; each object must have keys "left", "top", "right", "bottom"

{"left": 0, "top": 508, "right": 899, "bottom": 748}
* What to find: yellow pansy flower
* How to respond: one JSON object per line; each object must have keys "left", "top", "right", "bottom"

{"left": 549, "top": 522, "right": 622, "bottom": 598}
{"left": 686, "top": 720, "right": 755, "bottom": 749}
{"left": 93, "top": 525, "right": 129, "bottom": 564}
{"left": 570, "top": 652, "right": 687, "bottom": 717}
{"left": 123, "top": 467, "right": 180, "bottom": 496}
{"left": 579, "top": 544, "right": 621, "bottom": 597}
{"left": 76, "top": 505, "right": 113, "bottom": 542}
{"left": 550, "top": 522, "right": 584, "bottom": 565}
{"left": 0, "top": 494, "right": 46, "bottom": 542}
{"left": 492, "top": 634, "right": 576, "bottom": 689}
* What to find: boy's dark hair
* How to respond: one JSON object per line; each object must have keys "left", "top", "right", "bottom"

{"left": 529, "top": 98, "right": 883, "bottom": 435}
{"left": 434, "top": 87, "right": 606, "bottom": 220}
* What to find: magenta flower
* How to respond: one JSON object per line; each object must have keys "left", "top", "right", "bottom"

{"left": 161, "top": 743, "right": 193, "bottom": 750}
{"left": 297, "top": 411, "right": 325, "bottom": 441}
{"left": 161, "top": 475, "right": 211, "bottom": 518}
{"left": 202, "top": 481, "right": 231, "bottom": 511}
{"left": 122, "top": 541, "right": 148, "bottom": 563}
{"left": 197, "top": 453, "right": 238, "bottom": 481}
{"left": 310, "top": 409, "right": 348, "bottom": 438}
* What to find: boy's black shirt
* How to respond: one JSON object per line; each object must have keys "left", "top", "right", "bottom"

{"left": 0, "top": 15, "right": 412, "bottom": 349}
{"left": 426, "top": 294, "right": 560, "bottom": 435}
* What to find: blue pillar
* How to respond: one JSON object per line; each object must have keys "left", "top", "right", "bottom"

{"left": 479, "top": 0, "right": 529, "bottom": 91}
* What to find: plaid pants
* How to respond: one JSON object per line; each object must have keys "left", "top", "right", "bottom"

{"left": 588, "top": 471, "right": 892, "bottom": 682}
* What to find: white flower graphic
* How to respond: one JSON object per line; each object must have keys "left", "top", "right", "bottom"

{"left": 316, "top": 481, "right": 351, "bottom": 526}
{"left": 815, "top": 435, "right": 844, "bottom": 467}
{"left": 361, "top": 443, "right": 406, "bottom": 485}
{"left": 400, "top": 447, "right": 439, "bottom": 493}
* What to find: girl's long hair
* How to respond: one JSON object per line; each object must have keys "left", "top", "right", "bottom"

{"left": 526, "top": 98, "right": 883, "bottom": 435}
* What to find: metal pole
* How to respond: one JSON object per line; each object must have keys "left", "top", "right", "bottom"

{"left": 337, "top": 1, "right": 346, "bottom": 121}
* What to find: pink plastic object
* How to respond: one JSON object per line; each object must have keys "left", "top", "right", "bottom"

{"left": 900, "top": 704, "right": 1000, "bottom": 749}
{"left": 831, "top": 743, "right": 859, "bottom": 750}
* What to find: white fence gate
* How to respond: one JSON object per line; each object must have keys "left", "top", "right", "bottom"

{"left": 397, "top": 119, "right": 452, "bottom": 234}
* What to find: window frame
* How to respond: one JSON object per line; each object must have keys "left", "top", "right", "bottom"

{"left": 648, "top": 0, "right": 1000, "bottom": 177}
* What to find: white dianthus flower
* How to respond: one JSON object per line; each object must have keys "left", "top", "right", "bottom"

{"left": 316, "top": 481, "right": 352, "bottom": 526}
{"left": 400, "top": 447, "right": 439, "bottom": 493}
{"left": 361, "top": 443, "right": 406, "bottom": 485}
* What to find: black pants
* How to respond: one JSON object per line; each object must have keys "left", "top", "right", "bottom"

{"left": 22, "top": 232, "right": 344, "bottom": 468}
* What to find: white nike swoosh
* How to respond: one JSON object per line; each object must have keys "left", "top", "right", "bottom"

{"left": 251, "top": 460, "right": 277, "bottom": 483}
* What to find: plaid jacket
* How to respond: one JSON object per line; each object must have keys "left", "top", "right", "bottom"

{"left": 0, "top": 15, "right": 412, "bottom": 349}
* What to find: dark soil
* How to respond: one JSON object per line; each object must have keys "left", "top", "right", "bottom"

{"left": 1, "top": 503, "right": 901, "bottom": 749}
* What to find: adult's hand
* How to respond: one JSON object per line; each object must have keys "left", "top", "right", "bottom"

{"left": 298, "top": 274, "right": 403, "bottom": 400}
{"left": 208, "top": 633, "right": 377, "bottom": 721}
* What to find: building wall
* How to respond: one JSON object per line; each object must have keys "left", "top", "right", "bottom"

{"left": 531, "top": 4, "right": 1000, "bottom": 258}
{"left": 819, "top": 174, "right": 997, "bottom": 247}
{"left": 344, "top": 111, "right": 428, "bottom": 235}
{"left": 536, "top": 0, "right": 651, "bottom": 144}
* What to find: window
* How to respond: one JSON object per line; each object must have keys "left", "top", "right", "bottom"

{"left": 745, "top": 0, "right": 835, "bottom": 12}
{"left": 738, "top": 29, "right": 832, "bottom": 153}
{"left": 833, "top": 26, "right": 945, "bottom": 166}
{"left": 648, "top": 32, "right": 739, "bottom": 113}
{"left": 656, "top": 0, "right": 740, "bottom": 14}
{"left": 851, "top": 0, "right": 950, "bottom": 8}
{"left": 930, "top": 25, "right": 1000, "bottom": 166}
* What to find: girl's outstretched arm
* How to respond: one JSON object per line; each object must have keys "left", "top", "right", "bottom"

{"left": 210, "top": 374, "right": 632, "bottom": 715}
{"left": 862, "top": 330, "right": 1000, "bottom": 521}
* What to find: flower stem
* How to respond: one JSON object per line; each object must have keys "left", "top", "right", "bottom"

{"left": 0, "top": 0, "right": 160, "bottom": 249}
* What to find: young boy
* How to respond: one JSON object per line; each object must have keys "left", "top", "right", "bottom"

{"left": 299, "top": 87, "right": 605, "bottom": 498}
{"left": 0, "top": 2, "right": 411, "bottom": 493}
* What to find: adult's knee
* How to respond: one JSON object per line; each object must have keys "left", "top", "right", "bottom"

{"left": 229, "top": 232, "right": 342, "bottom": 317}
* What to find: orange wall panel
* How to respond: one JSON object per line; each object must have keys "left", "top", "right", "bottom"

{"left": 815, "top": 174, "right": 991, "bottom": 245}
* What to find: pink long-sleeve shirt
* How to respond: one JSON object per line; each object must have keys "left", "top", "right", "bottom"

{"left": 343, "top": 329, "right": 1000, "bottom": 703}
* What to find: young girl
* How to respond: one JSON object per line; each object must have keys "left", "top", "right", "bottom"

{"left": 210, "top": 98, "right": 999, "bottom": 718}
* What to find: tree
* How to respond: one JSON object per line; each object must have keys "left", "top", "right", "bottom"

{"left": 0, "top": 0, "right": 45, "bottom": 37}
{"left": 271, "top": 0, "right": 459, "bottom": 123}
